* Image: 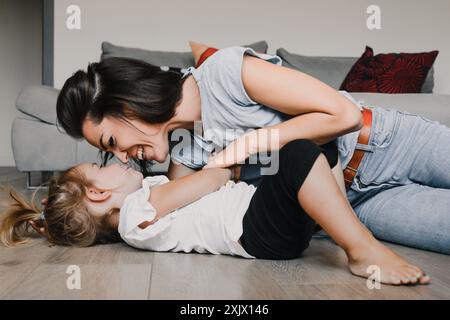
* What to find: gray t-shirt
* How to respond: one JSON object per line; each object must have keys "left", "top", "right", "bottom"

{"left": 169, "top": 46, "right": 362, "bottom": 184}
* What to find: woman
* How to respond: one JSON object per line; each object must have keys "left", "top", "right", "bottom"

{"left": 50, "top": 46, "right": 449, "bottom": 255}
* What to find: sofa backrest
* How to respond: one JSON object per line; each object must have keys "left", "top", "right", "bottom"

{"left": 276, "top": 48, "right": 435, "bottom": 94}
{"left": 100, "top": 41, "right": 269, "bottom": 69}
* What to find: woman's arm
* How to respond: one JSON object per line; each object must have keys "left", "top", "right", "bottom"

{"left": 204, "top": 55, "right": 363, "bottom": 169}
{"left": 148, "top": 167, "right": 231, "bottom": 221}
{"left": 242, "top": 55, "right": 363, "bottom": 145}
{"left": 204, "top": 129, "right": 347, "bottom": 194}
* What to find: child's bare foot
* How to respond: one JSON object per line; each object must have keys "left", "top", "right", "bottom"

{"left": 347, "top": 240, "right": 431, "bottom": 286}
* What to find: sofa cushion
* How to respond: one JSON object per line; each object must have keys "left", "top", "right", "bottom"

{"left": 277, "top": 48, "right": 356, "bottom": 90}
{"left": 101, "top": 41, "right": 268, "bottom": 69}
{"left": 15, "top": 85, "right": 60, "bottom": 125}
{"left": 276, "top": 48, "right": 435, "bottom": 93}
{"left": 340, "top": 46, "right": 439, "bottom": 93}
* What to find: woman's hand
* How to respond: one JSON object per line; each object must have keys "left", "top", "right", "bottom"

{"left": 204, "top": 130, "right": 270, "bottom": 169}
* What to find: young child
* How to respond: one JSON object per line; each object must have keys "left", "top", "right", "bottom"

{"left": 0, "top": 140, "right": 430, "bottom": 285}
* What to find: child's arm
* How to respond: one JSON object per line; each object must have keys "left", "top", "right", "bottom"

{"left": 167, "top": 160, "right": 198, "bottom": 180}
{"left": 142, "top": 168, "right": 232, "bottom": 225}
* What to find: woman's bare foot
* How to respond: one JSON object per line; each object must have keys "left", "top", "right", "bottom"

{"left": 347, "top": 239, "right": 431, "bottom": 286}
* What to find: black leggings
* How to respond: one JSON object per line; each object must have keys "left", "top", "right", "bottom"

{"left": 239, "top": 139, "right": 338, "bottom": 260}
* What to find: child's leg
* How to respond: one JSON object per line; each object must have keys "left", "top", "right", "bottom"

{"left": 240, "top": 139, "right": 429, "bottom": 285}
{"left": 240, "top": 140, "right": 338, "bottom": 260}
{"left": 297, "top": 145, "right": 430, "bottom": 285}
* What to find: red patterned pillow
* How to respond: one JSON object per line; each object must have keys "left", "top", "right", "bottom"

{"left": 340, "top": 46, "right": 438, "bottom": 93}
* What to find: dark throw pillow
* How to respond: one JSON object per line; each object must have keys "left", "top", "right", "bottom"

{"left": 340, "top": 46, "right": 438, "bottom": 93}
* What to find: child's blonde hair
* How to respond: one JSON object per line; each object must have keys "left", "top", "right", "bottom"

{"left": 0, "top": 167, "right": 121, "bottom": 247}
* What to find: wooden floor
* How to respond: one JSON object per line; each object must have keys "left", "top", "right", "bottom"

{"left": 1, "top": 167, "right": 449, "bottom": 300}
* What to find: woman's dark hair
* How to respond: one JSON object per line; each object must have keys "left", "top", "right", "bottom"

{"left": 56, "top": 57, "right": 188, "bottom": 174}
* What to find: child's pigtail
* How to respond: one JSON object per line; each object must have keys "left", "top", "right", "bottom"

{"left": 0, "top": 188, "right": 42, "bottom": 246}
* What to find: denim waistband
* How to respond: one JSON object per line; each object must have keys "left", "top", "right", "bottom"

{"left": 337, "top": 106, "right": 399, "bottom": 169}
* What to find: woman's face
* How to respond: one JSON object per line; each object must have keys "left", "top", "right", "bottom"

{"left": 82, "top": 116, "right": 171, "bottom": 164}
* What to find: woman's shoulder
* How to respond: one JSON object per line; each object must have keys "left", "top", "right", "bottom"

{"left": 202, "top": 47, "right": 282, "bottom": 84}
{"left": 200, "top": 46, "right": 283, "bottom": 107}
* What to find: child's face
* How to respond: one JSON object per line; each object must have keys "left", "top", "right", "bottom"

{"left": 77, "top": 163, "right": 143, "bottom": 194}
{"left": 75, "top": 163, "right": 144, "bottom": 224}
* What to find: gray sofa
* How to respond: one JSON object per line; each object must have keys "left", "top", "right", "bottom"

{"left": 12, "top": 41, "right": 450, "bottom": 187}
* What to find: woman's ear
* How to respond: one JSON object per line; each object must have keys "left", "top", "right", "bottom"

{"left": 86, "top": 187, "right": 112, "bottom": 202}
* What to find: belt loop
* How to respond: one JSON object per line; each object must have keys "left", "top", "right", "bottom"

{"left": 344, "top": 107, "right": 373, "bottom": 190}
{"left": 355, "top": 143, "right": 375, "bottom": 152}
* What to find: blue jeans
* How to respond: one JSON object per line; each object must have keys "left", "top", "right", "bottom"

{"left": 344, "top": 106, "right": 450, "bottom": 254}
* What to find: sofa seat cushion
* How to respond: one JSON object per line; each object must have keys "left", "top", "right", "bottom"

{"left": 350, "top": 92, "right": 450, "bottom": 126}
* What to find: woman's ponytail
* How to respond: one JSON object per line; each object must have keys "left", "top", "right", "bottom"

{"left": 56, "top": 62, "right": 99, "bottom": 139}
{"left": 0, "top": 188, "right": 42, "bottom": 246}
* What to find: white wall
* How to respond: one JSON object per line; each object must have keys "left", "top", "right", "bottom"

{"left": 2, "top": 1, "right": 448, "bottom": 167}
{"left": 54, "top": 0, "right": 450, "bottom": 94}
{"left": 0, "top": 0, "right": 42, "bottom": 166}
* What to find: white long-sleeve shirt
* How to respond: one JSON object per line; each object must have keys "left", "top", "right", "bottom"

{"left": 118, "top": 176, "right": 256, "bottom": 258}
